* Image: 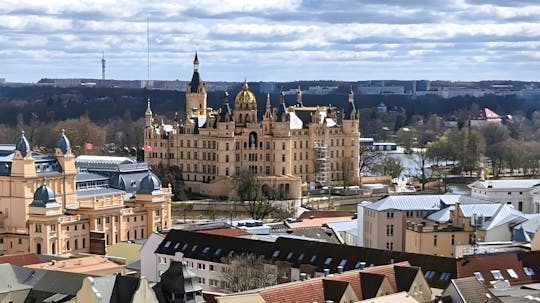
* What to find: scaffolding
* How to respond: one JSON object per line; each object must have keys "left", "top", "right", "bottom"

{"left": 314, "top": 141, "right": 329, "bottom": 184}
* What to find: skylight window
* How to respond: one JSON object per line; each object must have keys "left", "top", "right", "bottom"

{"left": 174, "top": 242, "right": 180, "bottom": 249}
{"left": 339, "top": 259, "right": 347, "bottom": 267}
{"left": 164, "top": 241, "right": 172, "bottom": 248}
{"left": 182, "top": 244, "right": 188, "bottom": 251}
{"left": 524, "top": 267, "right": 535, "bottom": 276}
{"left": 272, "top": 250, "right": 280, "bottom": 258}
{"left": 474, "top": 272, "right": 484, "bottom": 281}
{"left": 424, "top": 271, "right": 436, "bottom": 280}
{"left": 202, "top": 247, "right": 210, "bottom": 254}
{"left": 286, "top": 252, "right": 293, "bottom": 260}
{"left": 228, "top": 250, "right": 235, "bottom": 257}
{"left": 298, "top": 253, "right": 304, "bottom": 261}
{"left": 310, "top": 255, "right": 317, "bottom": 263}
{"left": 324, "top": 257, "right": 333, "bottom": 265}
{"left": 440, "top": 272, "right": 452, "bottom": 281}
{"left": 491, "top": 270, "right": 504, "bottom": 280}
{"left": 214, "top": 248, "right": 222, "bottom": 257}
{"left": 191, "top": 245, "right": 198, "bottom": 252}
{"left": 507, "top": 269, "right": 518, "bottom": 279}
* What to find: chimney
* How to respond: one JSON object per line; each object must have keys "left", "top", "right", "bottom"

{"left": 300, "top": 273, "right": 307, "bottom": 281}
{"left": 390, "top": 258, "right": 394, "bottom": 264}
{"left": 417, "top": 223, "right": 423, "bottom": 232}
{"left": 323, "top": 268, "right": 330, "bottom": 277}
{"left": 360, "top": 262, "right": 366, "bottom": 269}
{"left": 337, "top": 266, "right": 343, "bottom": 274}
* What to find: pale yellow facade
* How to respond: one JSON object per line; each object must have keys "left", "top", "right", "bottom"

{"left": 0, "top": 139, "right": 171, "bottom": 256}
{"left": 144, "top": 54, "right": 361, "bottom": 199}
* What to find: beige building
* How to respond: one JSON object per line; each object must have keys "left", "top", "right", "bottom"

{"left": 405, "top": 202, "right": 526, "bottom": 257}
{"left": 144, "top": 53, "right": 361, "bottom": 199}
{"left": 0, "top": 130, "right": 171, "bottom": 256}
{"left": 362, "top": 195, "right": 461, "bottom": 251}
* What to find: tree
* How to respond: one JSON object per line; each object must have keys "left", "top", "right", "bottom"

{"left": 360, "top": 146, "right": 380, "bottom": 175}
{"left": 233, "top": 169, "right": 275, "bottom": 220}
{"left": 396, "top": 127, "right": 416, "bottom": 154}
{"left": 371, "top": 154, "right": 404, "bottom": 178}
{"left": 411, "top": 148, "right": 431, "bottom": 191}
{"left": 221, "top": 255, "right": 277, "bottom": 293}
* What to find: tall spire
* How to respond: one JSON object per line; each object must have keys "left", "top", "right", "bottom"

{"left": 193, "top": 51, "right": 199, "bottom": 72}
{"left": 266, "top": 93, "right": 271, "bottom": 110}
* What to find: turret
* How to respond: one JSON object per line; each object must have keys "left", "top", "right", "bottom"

{"left": 145, "top": 98, "right": 153, "bottom": 127}
{"left": 296, "top": 85, "right": 303, "bottom": 107}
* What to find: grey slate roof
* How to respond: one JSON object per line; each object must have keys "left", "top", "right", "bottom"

{"left": 469, "top": 179, "right": 540, "bottom": 190}
{"left": 365, "top": 194, "right": 460, "bottom": 211}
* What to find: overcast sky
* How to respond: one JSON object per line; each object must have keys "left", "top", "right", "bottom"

{"left": 2, "top": 0, "right": 540, "bottom": 82}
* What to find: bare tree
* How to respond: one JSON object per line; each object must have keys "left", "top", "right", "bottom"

{"left": 233, "top": 169, "right": 275, "bottom": 220}
{"left": 221, "top": 255, "right": 277, "bottom": 293}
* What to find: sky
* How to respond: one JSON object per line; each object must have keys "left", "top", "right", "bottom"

{"left": 2, "top": 0, "right": 540, "bottom": 83}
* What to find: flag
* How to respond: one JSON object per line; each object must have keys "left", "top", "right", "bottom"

{"left": 84, "top": 142, "right": 94, "bottom": 150}
{"left": 144, "top": 145, "right": 153, "bottom": 152}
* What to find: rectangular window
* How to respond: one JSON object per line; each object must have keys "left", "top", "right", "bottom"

{"left": 474, "top": 272, "right": 484, "bottom": 281}
{"left": 387, "top": 212, "right": 394, "bottom": 219}
{"left": 386, "top": 225, "right": 394, "bottom": 236}
{"left": 507, "top": 269, "right": 518, "bottom": 279}
{"left": 491, "top": 270, "right": 504, "bottom": 280}
{"left": 440, "top": 272, "right": 452, "bottom": 281}
{"left": 433, "top": 235, "right": 438, "bottom": 246}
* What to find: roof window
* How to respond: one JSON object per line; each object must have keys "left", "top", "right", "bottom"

{"left": 164, "top": 241, "right": 172, "bottom": 248}
{"left": 310, "top": 255, "right": 317, "bottom": 263}
{"left": 425, "top": 271, "right": 436, "bottom": 280}
{"left": 202, "top": 247, "right": 210, "bottom": 254}
{"left": 324, "top": 257, "right": 333, "bottom": 265}
{"left": 507, "top": 269, "right": 518, "bottom": 279}
{"left": 339, "top": 259, "right": 347, "bottom": 267}
{"left": 473, "top": 272, "right": 484, "bottom": 281}
{"left": 298, "top": 253, "right": 304, "bottom": 261}
{"left": 440, "top": 272, "right": 452, "bottom": 281}
{"left": 272, "top": 250, "right": 280, "bottom": 258}
{"left": 214, "top": 248, "right": 222, "bottom": 257}
{"left": 491, "top": 270, "right": 504, "bottom": 280}
{"left": 524, "top": 267, "right": 535, "bottom": 276}
{"left": 286, "top": 252, "right": 293, "bottom": 260}
{"left": 191, "top": 245, "right": 198, "bottom": 252}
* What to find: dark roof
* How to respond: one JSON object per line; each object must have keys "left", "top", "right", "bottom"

{"left": 110, "top": 275, "right": 140, "bottom": 303}
{"left": 322, "top": 279, "right": 349, "bottom": 302}
{"left": 15, "top": 131, "right": 30, "bottom": 157}
{"left": 30, "top": 184, "right": 60, "bottom": 208}
{"left": 394, "top": 265, "right": 419, "bottom": 292}
{"left": 155, "top": 229, "right": 457, "bottom": 288}
{"left": 189, "top": 71, "right": 201, "bottom": 93}
{"left": 137, "top": 173, "right": 161, "bottom": 194}
{"left": 55, "top": 130, "right": 71, "bottom": 155}
{"left": 270, "top": 226, "right": 342, "bottom": 244}
{"left": 24, "top": 269, "right": 91, "bottom": 303}
{"left": 360, "top": 272, "right": 385, "bottom": 299}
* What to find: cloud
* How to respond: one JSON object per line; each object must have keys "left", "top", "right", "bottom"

{"left": 1, "top": 0, "right": 540, "bottom": 82}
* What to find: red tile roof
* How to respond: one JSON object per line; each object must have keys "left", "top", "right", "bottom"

{"left": 196, "top": 227, "right": 251, "bottom": 237}
{"left": 0, "top": 253, "right": 41, "bottom": 266}
{"left": 260, "top": 279, "right": 326, "bottom": 303}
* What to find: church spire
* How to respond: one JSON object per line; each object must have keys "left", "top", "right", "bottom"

{"left": 145, "top": 98, "right": 153, "bottom": 127}
{"left": 193, "top": 51, "right": 199, "bottom": 72}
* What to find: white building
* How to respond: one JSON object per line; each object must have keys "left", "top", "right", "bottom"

{"left": 468, "top": 179, "right": 540, "bottom": 213}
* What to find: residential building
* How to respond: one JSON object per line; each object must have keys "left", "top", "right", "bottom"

{"left": 362, "top": 195, "right": 461, "bottom": 251}
{"left": 215, "top": 262, "right": 432, "bottom": 303}
{"left": 145, "top": 229, "right": 458, "bottom": 292}
{"left": 405, "top": 202, "right": 526, "bottom": 257}
{"left": 0, "top": 131, "right": 171, "bottom": 256}
{"left": 441, "top": 277, "right": 502, "bottom": 303}
{"left": 468, "top": 179, "right": 540, "bottom": 213}
{"left": 469, "top": 107, "right": 502, "bottom": 127}
{"left": 143, "top": 53, "right": 361, "bottom": 199}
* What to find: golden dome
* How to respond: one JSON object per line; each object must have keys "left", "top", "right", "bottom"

{"left": 235, "top": 81, "right": 256, "bottom": 104}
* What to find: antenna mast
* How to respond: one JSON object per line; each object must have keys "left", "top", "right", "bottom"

{"left": 101, "top": 51, "right": 106, "bottom": 80}
{"left": 147, "top": 16, "right": 150, "bottom": 84}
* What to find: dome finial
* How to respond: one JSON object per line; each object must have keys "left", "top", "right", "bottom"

{"left": 55, "top": 128, "right": 71, "bottom": 155}
{"left": 16, "top": 129, "right": 31, "bottom": 157}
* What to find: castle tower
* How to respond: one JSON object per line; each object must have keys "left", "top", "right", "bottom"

{"left": 185, "top": 52, "right": 207, "bottom": 118}
{"left": 54, "top": 129, "right": 77, "bottom": 208}
{"left": 296, "top": 86, "right": 303, "bottom": 107}
{"left": 11, "top": 131, "right": 36, "bottom": 178}
{"left": 233, "top": 81, "right": 257, "bottom": 126}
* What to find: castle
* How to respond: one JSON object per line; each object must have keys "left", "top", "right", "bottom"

{"left": 144, "top": 53, "right": 361, "bottom": 199}
{"left": 0, "top": 130, "right": 171, "bottom": 256}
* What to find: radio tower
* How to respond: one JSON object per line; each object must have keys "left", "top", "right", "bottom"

{"left": 101, "top": 51, "right": 106, "bottom": 80}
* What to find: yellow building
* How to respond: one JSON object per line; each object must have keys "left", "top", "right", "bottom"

{"left": 144, "top": 53, "right": 361, "bottom": 199}
{"left": 0, "top": 130, "right": 171, "bottom": 256}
